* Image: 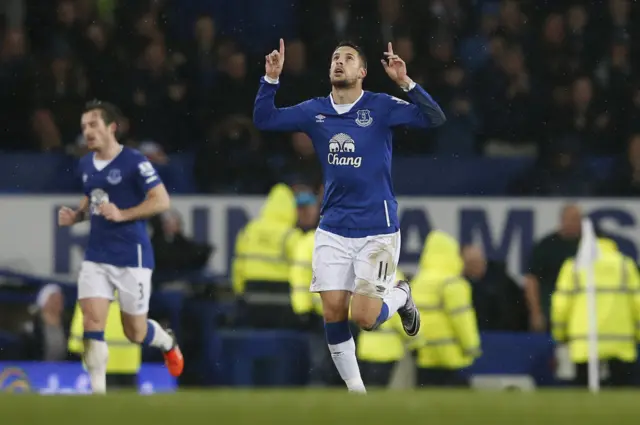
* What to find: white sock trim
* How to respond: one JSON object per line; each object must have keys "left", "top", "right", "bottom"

{"left": 383, "top": 286, "right": 408, "bottom": 317}
{"left": 148, "top": 319, "right": 174, "bottom": 351}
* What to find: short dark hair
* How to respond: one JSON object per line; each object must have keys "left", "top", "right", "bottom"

{"left": 334, "top": 40, "right": 367, "bottom": 69}
{"left": 83, "top": 100, "right": 121, "bottom": 126}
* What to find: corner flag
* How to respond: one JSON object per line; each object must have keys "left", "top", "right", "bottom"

{"left": 575, "top": 217, "right": 600, "bottom": 393}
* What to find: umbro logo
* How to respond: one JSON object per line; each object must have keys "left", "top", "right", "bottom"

{"left": 315, "top": 114, "right": 325, "bottom": 123}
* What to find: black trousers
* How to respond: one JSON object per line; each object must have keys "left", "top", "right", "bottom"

{"left": 574, "top": 360, "right": 637, "bottom": 387}
{"left": 359, "top": 361, "right": 396, "bottom": 387}
{"left": 106, "top": 373, "right": 137, "bottom": 390}
{"left": 417, "top": 367, "right": 468, "bottom": 387}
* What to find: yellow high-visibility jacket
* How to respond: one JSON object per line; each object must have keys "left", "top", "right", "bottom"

{"left": 357, "top": 269, "right": 410, "bottom": 363}
{"left": 232, "top": 184, "right": 300, "bottom": 295}
{"left": 412, "top": 231, "right": 481, "bottom": 369}
{"left": 552, "top": 239, "right": 640, "bottom": 363}
{"left": 290, "top": 229, "right": 322, "bottom": 316}
{"left": 68, "top": 299, "right": 141, "bottom": 374}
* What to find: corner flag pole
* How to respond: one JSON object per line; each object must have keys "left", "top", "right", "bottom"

{"left": 576, "top": 218, "right": 600, "bottom": 393}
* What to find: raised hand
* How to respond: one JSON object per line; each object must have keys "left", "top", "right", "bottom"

{"left": 381, "top": 42, "right": 411, "bottom": 89}
{"left": 265, "top": 38, "right": 285, "bottom": 80}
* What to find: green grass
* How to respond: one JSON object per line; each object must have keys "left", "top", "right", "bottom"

{"left": 0, "top": 389, "right": 637, "bottom": 424}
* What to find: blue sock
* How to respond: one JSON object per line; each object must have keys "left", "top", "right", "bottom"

{"left": 324, "top": 320, "right": 352, "bottom": 345}
{"left": 142, "top": 320, "right": 155, "bottom": 346}
{"left": 374, "top": 302, "right": 390, "bottom": 328}
{"left": 83, "top": 331, "right": 104, "bottom": 341}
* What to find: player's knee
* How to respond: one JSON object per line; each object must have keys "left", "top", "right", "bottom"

{"left": 80, "top": 298, "right": 109, "bottom": 331}
{"left": 321, "top": 299, "right": 349, "bottom": 323}
{"left": 83, "top": 317, "right": 102, "bottom": 332}
{"left": 121, "top": 319, "right": 147, "bottom": 343}
{"left": 320, "top": 291, "right": 350, "bottom": 323}
{"left": 351, "top": 310, "right": 378, "bottom": 331}
{"left": 351, "top": 290, "right": 383, "bottom": 330}
{"left": 323, "top": 305, "right": 348, "bottom": 323}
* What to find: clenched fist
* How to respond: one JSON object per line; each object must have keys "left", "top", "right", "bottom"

{"left": 58, "top": 206, "right": 78, "bottom": 227}
{"left": 99, "top": 203, "right": 124, "bottom": 222}
{"left": 265, "top": 38, "right": 285, "bottom": 80}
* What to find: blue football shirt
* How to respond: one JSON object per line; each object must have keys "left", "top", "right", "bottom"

{"left": 78, "top": 146, "right": 162, "bottom": 269}
{"left": 254, "top": 77, "right": 446, "bottom": 238}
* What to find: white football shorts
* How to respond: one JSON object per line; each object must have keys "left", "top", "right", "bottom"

{"left": 310, "top": 228, "right": 401, "bottom": 298}
{"left": 77, "top": 260, "right": 152, "bottom": 315}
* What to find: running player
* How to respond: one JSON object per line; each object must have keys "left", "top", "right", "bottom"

{"left": 58, "top": 100, "right": 184, "bottom": 393}
{"left": 254, "top": 39, "right": 446, "bottom": 392}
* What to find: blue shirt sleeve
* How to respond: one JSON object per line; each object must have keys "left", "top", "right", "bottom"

{"left": 134, "top": 159, "right": 163, "bottom": 193}
{"left": 385, "top": 84, "right": 446, "bottom": 129}
{"left": 253, "top": 77, "right": 311, "bottom": 132}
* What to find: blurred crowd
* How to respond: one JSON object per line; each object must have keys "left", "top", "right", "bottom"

{"left": 1, "top": 0, "right": 640, "bottom": 195}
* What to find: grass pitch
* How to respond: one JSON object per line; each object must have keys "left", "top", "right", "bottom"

{"left": 0, "top": 389, "right": 637, "bottom": 425}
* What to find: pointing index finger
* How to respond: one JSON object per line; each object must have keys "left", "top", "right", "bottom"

{"left": 279, "top": 38, "right": 285, "bottom": 57}
{"left": 387, "top": 42, "right": 394, "bottom": 55}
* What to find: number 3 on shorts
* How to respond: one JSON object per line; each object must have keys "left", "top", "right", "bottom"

{"left": 138, "top": 282, "right": 144, "bottom": 300}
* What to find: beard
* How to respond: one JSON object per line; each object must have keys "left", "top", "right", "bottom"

{"left": 330, "top": 75, "right": 357, "bottom": 89}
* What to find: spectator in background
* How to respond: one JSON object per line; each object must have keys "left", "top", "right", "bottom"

{"left": 497, "top": 0, "right": 529, "bottom": 47}
{"left": 565, "top": 4, "right": 594, "bottom": 73}
{"left": 278, "top": 40, "right": 319, "bottom": 105}
{"left": 482, "top": 44, "right": 540, "bottom": 156}
{"left": 151, "top": 209, "right": 213, "bottom": 278}
{"left": 51, "top": 0, "right": 84, "bottom": 55}
{"left": 212, "top": 50, "right": 255, "bottom": 121}
{"left": 232, "top": 183, "right": 300, "bottom": 329}
{"left": 458, "top": 2, "right": 501, "bottom": 73}
{"left": 462, "top": 245, "right": 527, "bottom": 332}
{"left": 35, "top": 49, "right": 89, "bottom": 147}
{"left": 412, "top": 231, "right": 480, "bottom": 387}
{"left": 551, "top": 76, "right": 612, "bottom": 155}
{"left": 287, "top": 132, "right": 322, "bottom": 192}
{"left": 532, "top": 12, "right": 573, "bottom": 95}
{"left": 20, "top": 284, "right": 69, "bottom": 361}
{"left": 600, "top": 133, "right": 640, "bottom": 196}
{"left": 433, "top": 64, "right": 478, "bottom": 157}
{"left": 552, "top": 237, "right": 640, "bottom": 388}
{"left": 0, "top": 27, "right": 38, "bottom": 150}
{"left": 4, "top": 0, "right": 640, "bottom": 196}
{"left": 523, "top": 204, "right": 582, "bottom": 332}
{"left": 623, "top": 83, "right": 640, "bottom": 136}
{"left": 186, "top": 15, "right": 218, "bottom": 93}
{"left": 295, "top": 191, "right": 319, "bottom": 232}
{"left": 80, "top": 22, "right": 124, "bottom": 103}
{"left": 509, "top": 135, "right": 595, "bottom": 196}
{"left": 299, "top": 0, "right": 361, "bottom": 70}
{"left": 129, "top": 39, "right": 188, "bottom": 151}
{"left": 139, "top": 140, "right": 169, "bottom": 165}
{"left": 194, "top": 115, "right": 274, "bottom": 194}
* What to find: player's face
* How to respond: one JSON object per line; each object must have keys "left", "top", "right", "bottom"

{"left": 329, "top": 46, "right": 366, "bottom": 88}
{"left": 80, "top": 110, "right": 114, "bottom": 151}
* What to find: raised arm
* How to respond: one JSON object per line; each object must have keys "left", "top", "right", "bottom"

{"left": 381, "top": 42, "right": 446, "bottom": 128}
{"left": 253, "top": 38, "right": 309, "bottom": 132}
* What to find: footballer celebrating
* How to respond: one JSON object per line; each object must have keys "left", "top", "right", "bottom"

{"left": 254, "top": 39, "right": 446, "bottom": 393}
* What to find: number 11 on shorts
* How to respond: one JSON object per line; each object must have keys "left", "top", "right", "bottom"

{"left": 377, "top": 261, "right": 389, "bottom": 281}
